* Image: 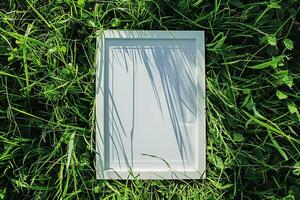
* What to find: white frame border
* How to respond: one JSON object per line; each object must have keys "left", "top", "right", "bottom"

{"left": 96, "top": 30, "right": 205, "bottom": 180}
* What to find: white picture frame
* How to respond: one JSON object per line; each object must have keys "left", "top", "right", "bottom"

{"left": 96, "top": 30, "right": 205, "bottom": 179}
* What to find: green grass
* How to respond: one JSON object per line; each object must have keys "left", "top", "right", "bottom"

{"left": 0, "top": 0, "right": 300, "bottom": 199}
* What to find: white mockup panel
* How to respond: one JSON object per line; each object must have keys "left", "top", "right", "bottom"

{"left": 96, "top": 30, "right": 205, "bottom": 179}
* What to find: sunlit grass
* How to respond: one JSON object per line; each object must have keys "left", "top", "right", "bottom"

{"left": 0, "top": 0, "right": 299, "bottom": 199}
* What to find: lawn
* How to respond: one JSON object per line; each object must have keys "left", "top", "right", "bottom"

{"left": 0, "top": 0, "right": 300, "bottom": 199}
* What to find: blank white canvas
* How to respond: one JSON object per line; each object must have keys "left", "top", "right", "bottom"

{"left": 96, "top": 30, "right": 205, "bottom": 179}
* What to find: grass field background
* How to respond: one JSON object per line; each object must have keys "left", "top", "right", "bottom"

{"left": 0, "top": 0, "right": 300, "bottom": 199}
